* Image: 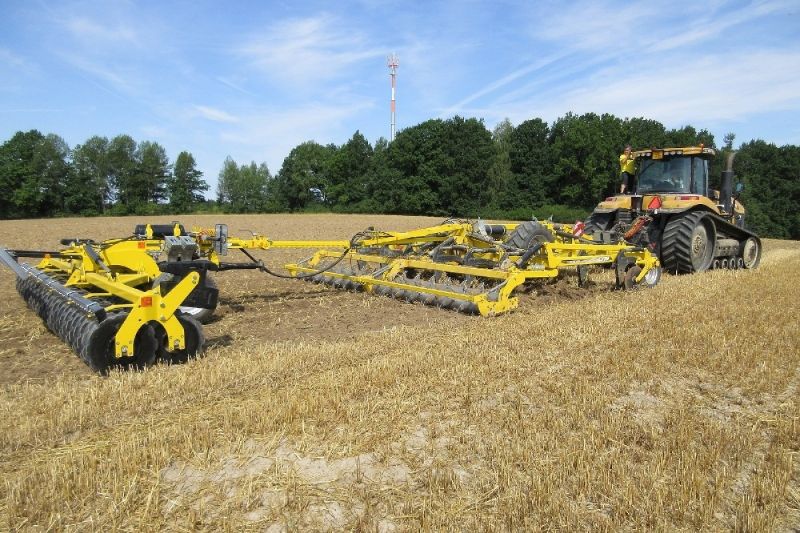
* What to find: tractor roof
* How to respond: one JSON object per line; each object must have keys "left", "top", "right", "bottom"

{"left": 632, "top": 146, "right": 716, "bottom": 160}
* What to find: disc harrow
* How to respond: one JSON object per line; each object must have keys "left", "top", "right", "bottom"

{"left": 0, "top": 218, "right": 663, "bottom": 373}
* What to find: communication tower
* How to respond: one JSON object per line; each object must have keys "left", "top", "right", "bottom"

{"left": 387, "top": 54, "right": 399, "bottom": 141}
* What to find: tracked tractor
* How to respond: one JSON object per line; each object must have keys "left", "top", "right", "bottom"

{"left": 584, "top": 146, "right": 761, "bottom": 273}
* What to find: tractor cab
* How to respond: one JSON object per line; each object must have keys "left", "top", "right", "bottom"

{"left": 632, "top": 147, "right": 713, "bottom": 196}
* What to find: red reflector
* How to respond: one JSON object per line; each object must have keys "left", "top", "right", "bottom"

{"left": 605, "top": 197, "right": 616, "bottom": 202}
{"left": 647, "top": 196, "right": 662, "bottom": 210}
{"left": 141, "top": 296, "right": 153, "bottom": 307}
{"left": 137, "top": 241, "right": 146, "bottom": 249}
{"left": 678, "top": 195, "right": 699, "bottom": 200}
{"left": 573, "top": 220, "right": 585, "bottom": 237}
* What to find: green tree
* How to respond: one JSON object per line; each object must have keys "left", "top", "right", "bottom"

{"left": 487, "top": 118, "right": 515, "bottom": 210}
{"left": 507, "top": 118, "right": 552, "bottom": 209}
{"left": 217, "top": 157, "right": 270, "bottom": 212}
{"left": 381, "top": 116, "right": 493, "bottom": 216}
{"left": 0, "top": 130, "right": 69, "bottom": 218}
{"left": 168, "top": 151, "right": 208, "bottom": 213}
{"left": 272, "top": 141, "right": 335, "bottom": 210}
{"left": 326, "top": 131, "right": 373, "bottom": 210}
{"left": 67, "top": 136, "right": 111, "bottom": 215}
{"left": 736, "top": 140, "right": 800, "bottom": 239}
{"left": 548, "top": 113, "right": 625, "bottom": 207}
{"left": 107, "top": 135, "right": 138, "bottom": 207}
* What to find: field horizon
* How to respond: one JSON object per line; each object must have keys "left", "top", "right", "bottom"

{"left": 1, "top": 214, "right": 798, "bottom": 530}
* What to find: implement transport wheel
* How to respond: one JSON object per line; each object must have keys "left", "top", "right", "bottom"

{"left": 584, "top": 211, "right": 614, "bottom": 235}
{"left": 86, "top": 315, "right": 158, "bottom": 374}
{"left": 156, "top": 315, "right": 205, "bottom": 365}
{"left": 623, "top": 265, "right": 662, "bottom": 290}
{"left": 154, "top": 273, "right": 218, "bottom": 324}
{"left": 661, "top": 211, "right": 716, "bottom": 274}
{"left": 505, "top": 221, "right": 554, "bottom": 250}
{"left": 741, "top": 237, "right": 762, "bottom": 269}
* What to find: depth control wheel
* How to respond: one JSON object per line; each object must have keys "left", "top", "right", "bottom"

{"left": 156, "top": 315, "right": 205, "bottom": 365}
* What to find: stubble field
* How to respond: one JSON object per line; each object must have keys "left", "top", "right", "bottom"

{"left": 1, "top": 213, "right": 799, "bottom": 531}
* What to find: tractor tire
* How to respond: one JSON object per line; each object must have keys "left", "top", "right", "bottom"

{"left": 661, "top": 211, "right": 716, "bottom": 274}
{"left": 505, "top": 221, "right": 554, "bottom": 250}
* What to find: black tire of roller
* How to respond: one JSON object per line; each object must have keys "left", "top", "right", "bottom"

{"left": 15, "top": 276, "right": 157, "bottom": 373}
{"left": 505, "top": 221, "right": 554, "bottom": 250}
{"left": 85, "top": 315, "right": 158, "bottom": 374}
{"left": 660, "top": 210, "right": 716, "bottom": 274}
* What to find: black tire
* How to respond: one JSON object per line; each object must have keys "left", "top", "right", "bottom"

{"left": 623, "top": 264, "right": 662, "bottom": 289}
{"left": 741, "top": 237, "right": 761, "bottom": 269}
{"left": 153, "top": 273, "right": 218, "bottom": 324}
{"left": 505, "top": 221, "right": 554, "bottom": 250}
{"left": 86, "top": 315, "right": 158, "bottom": 374}
{"left": 584, "top": 211, "right": 614, "bottom": 234}
{"left": 156, "top": 315, "right": 205, "bottom": 365}
{"left": 661, "top": 211, "right": 716, "bottom": 274}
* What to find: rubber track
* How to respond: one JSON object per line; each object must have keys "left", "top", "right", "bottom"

{"left": 661, "top": 210, "right": 709, "bottom": 274}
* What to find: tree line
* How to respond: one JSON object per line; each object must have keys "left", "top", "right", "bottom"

{"left": 1, "top": 112, "right": 798, "bottom": 239}
{"left": 0, "top": 131, "right": 208, "bottom": 217}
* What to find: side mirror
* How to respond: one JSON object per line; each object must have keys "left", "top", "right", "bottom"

{"left": 734, "top": 182, "right": 745, "bottom": 194}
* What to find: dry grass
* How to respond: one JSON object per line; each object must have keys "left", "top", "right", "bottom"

{"left": 1, "top": 214, "right": 799, "bottom": 531}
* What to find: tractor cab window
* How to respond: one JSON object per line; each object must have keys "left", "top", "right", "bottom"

{"left": 692, "top": 157, "right": 708, "bottom": 196}
{"left": 636, "top": 157, "right": 691, "bottom": 193}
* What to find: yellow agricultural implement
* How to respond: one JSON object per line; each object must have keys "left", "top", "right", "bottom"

{"left": 0, "top": 219, "right": 661, "bottom": 373}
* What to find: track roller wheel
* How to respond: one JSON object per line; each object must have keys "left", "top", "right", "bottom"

{"left": 156, "top": 315, "right": 205, "bottom": 365}
{"left": 505, "top": 221, "right": 554, "bottom": 250}
{"left": 86, "top": 315, "right": 158, "bottom": 374}
{"left": 661, "top": 211, "right": 716, "bottom": 274}
{"left": 741, "top": 237, "right": 761, "bottom": 269}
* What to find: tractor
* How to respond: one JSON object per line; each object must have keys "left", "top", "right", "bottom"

{"left": 584, "top": 146, "right": 761, "bottom": 273}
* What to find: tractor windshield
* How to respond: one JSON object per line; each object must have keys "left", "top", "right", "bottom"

{"left": 636, "top": 157, "right": 692, "bottom": 193}
{"left": 634, "top": 156, "right": 709, "bottom": 196}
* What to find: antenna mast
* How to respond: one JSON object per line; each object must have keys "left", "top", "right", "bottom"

{"left": 387, "top": 53, "right": 399, "bottom": 141}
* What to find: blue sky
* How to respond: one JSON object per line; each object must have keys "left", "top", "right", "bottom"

{"left": 1, "top": 0, "right": 799, "bottom": 195}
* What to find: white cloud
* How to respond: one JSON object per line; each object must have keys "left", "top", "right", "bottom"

{"left": 214, "top": 100, "right": 373, "bottom": 171}
{"left": 63, "top": 16, "right": 142, "bottom": 47}
{"left": 489, "top": 51, "right": 800, "bottom": 128}
{"left": 237, "top": 15, "right": 383, "bottom": 87}
{"left": 193, "top": 105, "right": 240, "bottom": 124}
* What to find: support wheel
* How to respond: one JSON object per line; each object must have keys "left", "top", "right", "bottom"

{"left": 86, "top": 315, "right": 158, "bottom": 374}
{"left": 156, "top": 315, "right": 205, "bottom": 365}
{"left": 505, "top": 221, "right": 554, "bottom": 250}
{"left": 741, "top": 237, "right": 761, "bottom": 269}
{"left": 153, "top": 273, "right": 218, "bottom": 324}
{"left": 623, "top": 265, "right": 662, "bottom": 290}
{"left": 661, "top": 211, "right": 716, "bottom": 274}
